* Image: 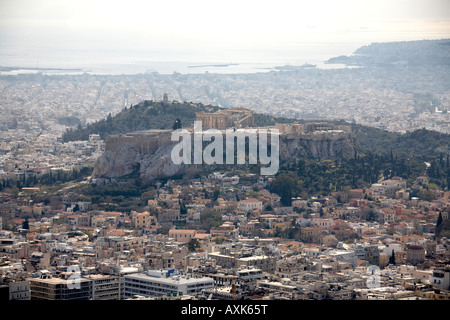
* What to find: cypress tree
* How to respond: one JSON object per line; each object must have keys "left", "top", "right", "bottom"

{"left": 437, "top": 211, "right": 443, "bottom": 229}
{"left": 436, "top": 211, "right": 444, "bottom": 237}
{"left": 388, "top": 249, "right": 396, "bottom": 265}
{"left": 22, "top": 218, "right": 29, "bottom": 230}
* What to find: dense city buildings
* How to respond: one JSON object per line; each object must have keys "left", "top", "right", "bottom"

{"left": 1, "top": 41, "right": 450, "bottom": 302}
{"left": 1, "top": 124, "right": 449, "bottom": 300}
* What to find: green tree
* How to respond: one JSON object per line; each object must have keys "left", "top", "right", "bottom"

{"left": 417, "top": 189, "right": 435, "bottom": 201}
{"left": 188, "top": 239, "right": 201, "bottom": 252}
{"left": 271, "top": 173, "right": 299, "bottom": 206}
{"left": 272, "top": 226, "right": 282, "bottom": 238}
{"left": 213, "top": 237, "right": 225, "bottom": 244}
{"left": 319, "top": 207, "right": 324, "bottom": 217}
{"left": 200, "top": 209, "right": 222, "bottom": 232}
{"left": 22, "top": 218, "right": 29, "bottom": 230}
{"left": 436, "top": 219, "right": 450, "bottom": 238}
{"left": 172, "top": 118, "right": 182, "bottom": 130}
{"left": 212, "top": 189, "right": 220, "bottom": 201}
{"left": 437, "top": 211, "right": 443, "bottom": 229}
{"left": 388, "top": 249, "right": 396, "bottom": 265}
{"left": 179, "top": 200, "right": 187, "bottom": 215}
{"left": 84, "top": 230, "right": 94, "bottom": 241}
{"left": 11, "top": 186, "right": 20, "bottom": 197}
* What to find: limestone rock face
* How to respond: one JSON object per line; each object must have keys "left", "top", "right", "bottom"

{"left": 93, "top": 142, "right": 186, "bottom": 180}
{"left": 138, "top": 143, "right": 187, "bottom": 180}
{"left": 93, "top": 132, "right": 354, "bottom": 180}
{"left": 92, "top": 144, "right": 141, "bottom": 178}
{"left": 279, "top": 134, "right": 354, "bottom": 161}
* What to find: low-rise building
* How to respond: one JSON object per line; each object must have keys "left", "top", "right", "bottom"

{"left": 431, "top": 266, "right": 450, "bottom": 290}
{"left": 123, "top": 271, "right": 214, "bottom": 298}
{"left": 84, "top": 274, "right": 121, "bottom": 300}
{"left": 131, "top": 211, "right": 151, "bottom": 229}
{"left": 8, "top": 280, "right": 30, "bottom": 300}
{"left": 238, "top": 198, "right": 263, "bottom": 212}
{"left": 29, "top": 274, "right": 92, "bottom": 300}
{"left": 169, "top": 229, "right": 197, "bottom": 243}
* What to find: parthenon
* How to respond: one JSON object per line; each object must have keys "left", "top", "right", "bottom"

{"left": 195, "top": 107, "right": 254, "bottom": 129}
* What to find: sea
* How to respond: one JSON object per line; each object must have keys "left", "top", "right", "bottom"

{"left": 0, "top": 40, "right": 373, "bottom": 77}
{"left": 0, "top": 41, "right": 364, "bottom": 76}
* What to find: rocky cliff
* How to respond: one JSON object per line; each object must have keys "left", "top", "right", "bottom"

{"left": 93, "top": 131, "right": 186, "bottom": 181}
{"left": 92, "top": 130, "right": 354, "bottom": 180}
{"left": 279, "top": 132, "right": 354, "bottom": 161}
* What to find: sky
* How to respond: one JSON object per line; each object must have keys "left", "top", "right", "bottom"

{"left": 0, "top": 0, "right": 450, "bottom": 64}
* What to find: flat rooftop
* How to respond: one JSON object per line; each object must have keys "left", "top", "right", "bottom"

{"left": 125, "top": 273, "right": 213, "bottom": 285}
{"left": 30, "top": 277, "right": 91, "bottom": 284}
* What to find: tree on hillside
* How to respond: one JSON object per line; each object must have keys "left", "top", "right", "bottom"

{"left": 212, "top": 188, "right": 220, "bottom": 201}
{"left": 188, "top": 239, "right": 201, "bottom": 252}
{"left": 418, "top": 189, "right": 435, "bottom": 202}
{"left": 436, "top": 219, "right": 450, "bottom": 239}
{"left": 173, "top": 118, "right": 182, "bottom": 130}
{"left": 22, "top": 218, "right": 29, "bottom": 230}
{"left": 388, "top": 249, "right": 396, "bottom": 265}
{"left": 435, "top": 211, "right": 443, "bottom": 237}
{"left": 437, "top": 211, "right": 443, "bottom": 229}
{"left": 270, "top": 173, "right": 299, "bottom": 206}
{"left": 179, "top": 200, "right": 187, "bottom": 215}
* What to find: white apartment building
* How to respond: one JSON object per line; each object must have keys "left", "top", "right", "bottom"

{"left": 124, "top": 271, "right": 214, "bottom": 298}
{"left": 238, "top": 198, "right": 263, "bottom": 212}
{"left": 430, "top": 266, "right": 450, "bottom": 291}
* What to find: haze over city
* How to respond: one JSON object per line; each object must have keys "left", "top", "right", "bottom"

{"left": 1, "top": 0, "right": 450, "bottom": 69}
{"left": 1, "top": 0, "right": 450, "bottom": 310}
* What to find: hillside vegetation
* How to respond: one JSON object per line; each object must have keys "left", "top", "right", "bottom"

{"left": 63, "top": 100, "right": 450, "bottom": 161}
{"left": 55, "top": 100, "right": 450, "bottom": 209}
{"left": 62, "top": 100, "right": 221, "bottom": 142}
{"left": 351, "top": 124, "right": 450, "bottom": 159}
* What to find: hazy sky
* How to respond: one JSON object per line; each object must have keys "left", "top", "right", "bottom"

{"left": 1, "top": 0, "right": 450, "bottom": 63}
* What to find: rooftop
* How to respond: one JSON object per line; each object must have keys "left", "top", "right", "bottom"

{"left": 125, "top": 273, "right": 214, "bottom": 285}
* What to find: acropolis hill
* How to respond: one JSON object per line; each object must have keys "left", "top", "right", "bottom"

{"left": 92, "top": 103, "right": 354, "bottom": 181}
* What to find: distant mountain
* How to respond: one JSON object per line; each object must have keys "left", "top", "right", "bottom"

{"left": 326, "top": 39, "right": 450, "bottom": 67}
{"left": 63, "top": 99, "right": 450, "bottom": 160}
